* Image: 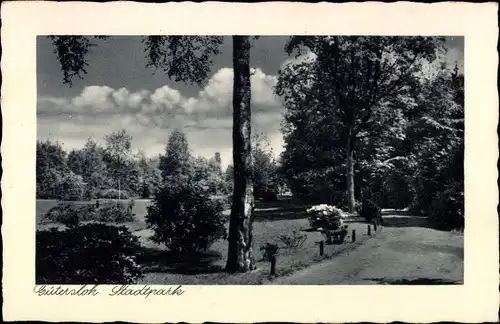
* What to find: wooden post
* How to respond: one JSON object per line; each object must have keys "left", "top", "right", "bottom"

{"left": 352, "top": 229, "right": 356, "bottom": 243}
{"left": 319, "top": 240, "right": 324, "bottom": 256}
{"left": 368, "top": 224, "right": 371, "bottom": 236}
{"left": 270, "top": 255, "right": 276, "bottom": 275}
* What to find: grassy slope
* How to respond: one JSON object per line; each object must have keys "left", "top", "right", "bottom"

{"left": 36, "top": 199, "right": 376, "bottom": 284}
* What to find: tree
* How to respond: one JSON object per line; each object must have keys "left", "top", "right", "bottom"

{"left": 224, "top": 164, "right": 235, "bottom": 194}
{"left": 226, "top": 36, "right": 255, "bottom": 272}
{"left": 67, "top": 137, "right": 107, "bottom": 196}
{"left": 276, "top": 36, "right": 446, "bottom": 212}
{"left": 102, "top": 129, "right": 135, "bottom": 196}
{"left": 58, "top": 171, "right": 86, "bottom": 201}
{"left": 406, "top": 65, "right": 464, "bottom": 228}
{"left": 36, "top": 140, "right": 70, "bottom": 199}
{"left": 208, "top": 152, "right": 222, "bottom": 173}
{"left": 137, "top": 152, "right": 162, "bottom": 198}
{"left": 252, "top": 134, "right": 279, "bottom": 200}
{"left": 159, "top": 129, "right": 193, "bottom": 182}
{"left": 51, "top": 35, "right": 256, "bottom": 272}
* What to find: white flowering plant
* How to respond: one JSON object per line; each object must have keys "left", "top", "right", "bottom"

{"left": 306, "top": 204, "right": 346, "bottom": 230}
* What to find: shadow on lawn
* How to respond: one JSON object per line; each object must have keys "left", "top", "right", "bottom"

{"left": 364, "top": 277, "right": 462, "bottom": 285}
{"left": 253, "top": 203, "right": 308, "bottom": 222}
{"left": 380, "top": 216, "right": 432, "bottom": 228}
{"left": 135, "top": 246, "right": 226, "bottom": 275}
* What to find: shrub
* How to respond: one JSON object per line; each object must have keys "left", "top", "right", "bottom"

{"left": 210, "top": 195, "right": 230, "bottom": 210}
{"left": 278, "top": 230, "right": 307, "bottom": 249}
{"left": 427, "top": 141, "right": 464, "bottom": 230}
{"left": 96, "top": 201, "right": 136, "bottom": 223}
{"left": 36, "top": 223, "right": 143, "bottom": 284}
{"left": 260, "top": 242, "right": 279, "bottom": 262}
{"left": 43, "top": 201, "right": 135, "bottom": 225}
{"left": 58, "top": 172, "right": 86, "bottom": 201}
{"left": 83, "top": 187, "right": 96, "bottom": 201}
{"left": 307, "top": 204, "right": 345, "bottom": 230}
{"left": 429, "top": 182, "right": 464, "bottom": 230}
{"left": 141, "top": 182, "right": 152, "bottom": 199}
{"left": 359, "top": 199, "right": 382, "bottom": 223}
{"left": 43, "top": 203, "right": 97, "bottom": 225}
{"left": 97, "top": 188, "right": 130, "bottom": 200}
{"left": 259, "top": 191, "right": 279, "bottom": 202}
{"left": 145, "top": 181, "right": 227, "bottom": 254}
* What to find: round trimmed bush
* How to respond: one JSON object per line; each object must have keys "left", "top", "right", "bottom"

{"left": 307, "top": 204, "right": 345, "bottom": 230}
{"left": 146, "top": 181, "right": 227, "bottom": 254}
{"left": 36, "top": 223, "right": 143, "bottom": 284}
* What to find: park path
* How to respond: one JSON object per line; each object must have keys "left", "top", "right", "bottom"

{"left": 273, "top": 217, "right": 464, "bottom": 285}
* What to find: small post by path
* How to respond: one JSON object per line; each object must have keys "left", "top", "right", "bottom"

{"left": 270, "top": 255, "right": 276, "bottom": 276}
{"left": 374, "top": 222, "right": 377, "bottom": 232}
{"left": 319, "top": 240, "right": 324, "bottom": 256}
{"left": 368, "top": 224, "right": 371, "bottom": 236}
{"left": 352, "top": 229, "right": 356, "bottom": 243}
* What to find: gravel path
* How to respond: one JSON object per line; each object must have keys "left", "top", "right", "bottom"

{"left": 273, "top": 218, "right": 464, "bottom": 285}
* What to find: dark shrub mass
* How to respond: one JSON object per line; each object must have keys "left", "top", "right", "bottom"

{"left": 36, "top": 223, "right": 143, "bottom": 284}
{"left": 43, "top": 203, "right": 97, "bottom": 224}
{"left": 43, "top": 201, "right": 135, "bottom": 225}
{"left": 96, "top": 201, "right": 135, "bottom": 223}
{"left": 359, "top": 199, "right": 382, "bottom": 223}
{"left": 146, "top": 181, "right": 227, "bottom": 254}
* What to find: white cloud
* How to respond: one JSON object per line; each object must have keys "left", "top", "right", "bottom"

{"left": 37, "top": 67, "right": 285, "bottom": 168}
{"left": 179, "top": 67, "right": 281, "bottom": 116}
{"left": 71, "top": 85, "right": 115, "bottom": 112}
{"left": 112, "top": 88, "right": 150, "bottom": 110}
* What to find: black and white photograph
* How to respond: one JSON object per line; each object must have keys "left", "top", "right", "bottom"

{"left": 3, "top": 2, "right": 499, "bottom": 323}
{"left": 35, "top": 35, "right": 465, "bottom": 285}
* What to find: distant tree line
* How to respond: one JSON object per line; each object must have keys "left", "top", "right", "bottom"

{"left": 36, "top": 129, "right": 281, "bottom": 202}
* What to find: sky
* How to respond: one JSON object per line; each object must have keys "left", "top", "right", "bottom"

{"left": 37, "top": 36, "right": 464, "bottom": 168}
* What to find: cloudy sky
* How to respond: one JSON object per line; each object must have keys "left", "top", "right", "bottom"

{"left": 37, "top": 36, "right": 464, "bottom": 168}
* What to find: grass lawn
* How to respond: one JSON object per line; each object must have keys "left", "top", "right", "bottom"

{"left": 36, "top": 198, "right": 378, "bottom": 284}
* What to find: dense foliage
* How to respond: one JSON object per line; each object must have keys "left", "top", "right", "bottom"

{"left": 276, "top": 36, "right": 464, "bottom": 229}
{"left": 36, "top": 129, "right": 234, "bottom": 200}
{"left": 252, "top": 134, "right": 281, "bottom": 200}
{"left": 36, "top": 223, "right": 143, "bottom": 284}
{"left": 276, "top": 36, "right": 446, "bottom": 212}
{"left": 359, "top": 199, "right": 382, "bottom": 223}
{"left": 145, "top": 181, "right": 227, "bottom": 254}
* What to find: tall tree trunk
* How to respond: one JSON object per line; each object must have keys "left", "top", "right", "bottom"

{"left": 346, "top": 129, "right": 356, "bottom": 213}
{"left": 226, "top": 36, "right": 255, "bottom": 273}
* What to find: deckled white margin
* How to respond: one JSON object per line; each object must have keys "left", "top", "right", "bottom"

{"left": 1, "top": 1, "right": 498, "bottom": 322}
